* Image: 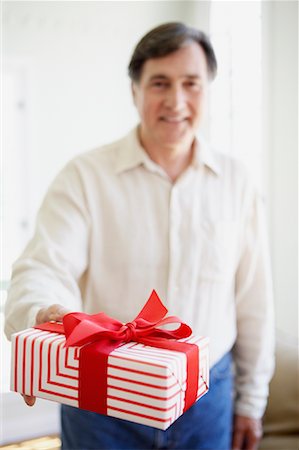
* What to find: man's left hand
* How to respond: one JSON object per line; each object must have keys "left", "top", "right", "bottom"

{"left": 232, "top": 414, "right": 263, "bottom": 450}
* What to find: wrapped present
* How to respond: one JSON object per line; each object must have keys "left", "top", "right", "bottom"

{"left": 11, "top": 290, "right": 209, "bottom": 430}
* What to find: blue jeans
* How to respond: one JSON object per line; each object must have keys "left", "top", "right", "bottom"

{"left": 61, "top": 352, "right": 233, "bottom": 450}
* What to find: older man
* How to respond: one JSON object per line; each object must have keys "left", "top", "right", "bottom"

{"left": 5, "top": 22, "right": 274, "bottom": 450}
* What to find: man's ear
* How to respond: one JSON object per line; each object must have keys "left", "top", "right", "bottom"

{"left": 131, "top": 82, "right": 137, "bottom": 106}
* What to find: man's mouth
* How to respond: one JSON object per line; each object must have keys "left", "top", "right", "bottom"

{"left": 160, "top": 117, "right": 188, "bottom": 123}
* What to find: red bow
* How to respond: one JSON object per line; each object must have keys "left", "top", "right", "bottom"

{"left": 63, "top": 289, "right": 192, "bottom": 348}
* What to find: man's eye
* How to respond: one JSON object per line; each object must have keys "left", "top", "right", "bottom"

{"left": 151, "top": 81, "right": 168, "bottom": 88}
{"left": 185, "top": 81, "right": 201, "bottom": 89}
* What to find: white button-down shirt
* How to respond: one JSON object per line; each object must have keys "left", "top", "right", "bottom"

{"left": 5, "top": 127, "right": 274, "bottom": 419}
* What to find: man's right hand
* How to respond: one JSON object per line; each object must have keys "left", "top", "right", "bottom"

{"left": 23, "top": 303, "right": 70, "bottom": 406}
{"left": 35, "top": 304, "right": 70, "bottom": 325}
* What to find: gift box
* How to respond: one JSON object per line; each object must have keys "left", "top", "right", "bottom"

{"left": 11, "top": 291, "right": 209, "bottom": 430}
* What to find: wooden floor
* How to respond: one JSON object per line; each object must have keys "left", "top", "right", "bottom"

{"left": 0, "top": 436, "right": 61, "bottom": 450}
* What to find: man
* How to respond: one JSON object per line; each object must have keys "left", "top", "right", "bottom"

{"left": 5, "top": 22, "right": 274, "bottom": 450}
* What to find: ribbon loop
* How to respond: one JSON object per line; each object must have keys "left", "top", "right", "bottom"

{"left": 59, "top": 290, "right": 192, "bottom": 348}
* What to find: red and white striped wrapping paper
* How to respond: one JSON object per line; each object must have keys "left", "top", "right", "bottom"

{"left": 11, "top": 329, "right": 209, "bottom": 430}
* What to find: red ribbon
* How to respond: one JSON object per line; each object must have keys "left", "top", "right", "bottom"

{"left": 35, "top": 290, "right": 199, "bottom": 415}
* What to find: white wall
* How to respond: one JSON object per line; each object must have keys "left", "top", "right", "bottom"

{"left": 262, "top": 1, "right": 298, "bottom": 339}
{"left": 3, "top": 1, "right": 191, "bottom": 224}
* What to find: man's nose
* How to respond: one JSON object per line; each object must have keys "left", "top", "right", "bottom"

{"left": 164, "top": 86, "right": 186, "bottom": 110}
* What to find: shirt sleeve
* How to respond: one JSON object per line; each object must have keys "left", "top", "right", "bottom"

{"left": 233, "top": 185, "right": 275, "bottom": 419}
{"left": 4, "top": 159, "right": 90, "bottom": 339}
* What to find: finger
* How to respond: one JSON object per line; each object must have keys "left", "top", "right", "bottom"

{"left": 232, "top": 429, "right": 244, "bottom": 450}
{"left": 245, "top": 426, "right": 262, "bottom": 450}
{"left": 22, "top": 394, "right": 36, "bottom": 406}
{"left": 48, "top": 306, "right": 69, "bottom": 321}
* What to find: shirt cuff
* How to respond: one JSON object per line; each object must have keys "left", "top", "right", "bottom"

{"left": 26, "top": 304, "right": 44, "bottom": 329}
{"left": 234, "top": 395, "right": 268, "bottom": 419}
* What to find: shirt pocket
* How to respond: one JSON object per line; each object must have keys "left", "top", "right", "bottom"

{"left": 199, "top": 220, "right": 239, "bottom": 282}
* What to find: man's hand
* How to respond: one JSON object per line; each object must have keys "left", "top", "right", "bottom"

{"left": 22, "top": 304, "right": 70, "bottom": 407}
{"left": 232, "top": 415, "right": 263, "bottom": 450}
{"left": 35, "top": 303, "right": 70, "bottom": 325}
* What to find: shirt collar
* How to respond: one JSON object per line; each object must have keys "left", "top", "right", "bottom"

{"left": 114, "top": 126, "right": 221, "bottom": 176}
{"left": 192, "top": 135, "right": 221, "bottom": 176}
{"left": 114, "top": 127, "right": 156, "bottom": 175}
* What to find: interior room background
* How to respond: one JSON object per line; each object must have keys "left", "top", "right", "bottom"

{"left": 1, "top": 0, "right": 298, "bottom": 445}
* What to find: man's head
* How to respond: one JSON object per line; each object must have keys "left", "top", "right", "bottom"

{"left": 128, "top": 22, "right": 217, "bottom": 83}
{"left": 129, "top": 23, "right": 217, "bottom": 154}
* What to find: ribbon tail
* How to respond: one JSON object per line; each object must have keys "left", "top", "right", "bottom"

{"left": 135, "top": 290, "right": 168, "bottom": 322}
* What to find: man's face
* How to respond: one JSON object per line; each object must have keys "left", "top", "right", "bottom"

{"left": 132, "top": 42, "right": 209, "bottom": 152}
